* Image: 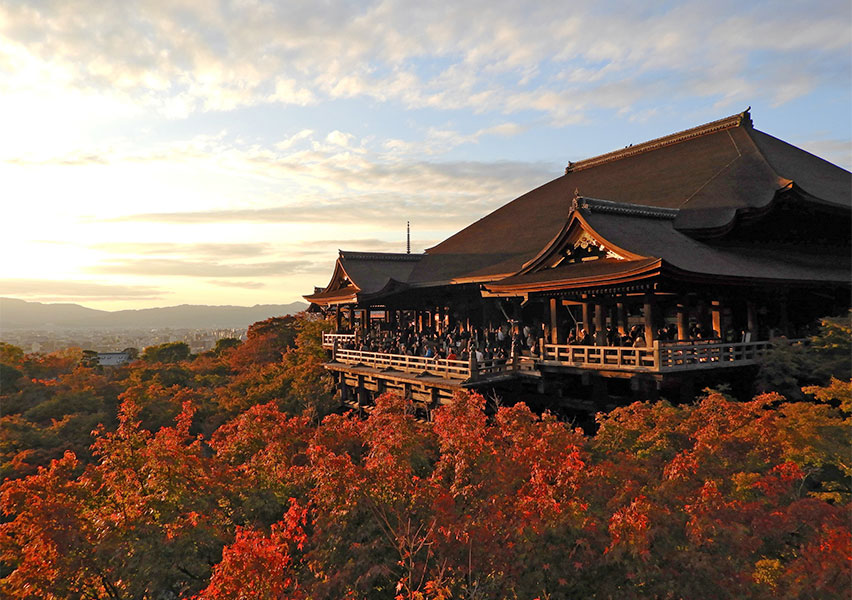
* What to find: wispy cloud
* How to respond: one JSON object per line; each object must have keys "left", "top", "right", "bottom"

{"left": 206, "top": 280, "right": 267, "bottom": 289}
{"left": 0, "top": 279, "right": 166, "bottom": 301}
{"left": 89, "top": 242, "right": 276, "bottom": 259}
{"left": 2, "top": 1, "right": 847, "bottom": 122}
{"left": 86, "top": 258, "right": 320, "bottom": 278}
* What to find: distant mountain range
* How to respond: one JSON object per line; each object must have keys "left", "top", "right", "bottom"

{"left": 0, "top": 298, "right": 308, "bottom": 330}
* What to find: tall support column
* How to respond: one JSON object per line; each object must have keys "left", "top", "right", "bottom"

{"left": 677, "top": 296, "right": 689, "bottom": 341}
{"left": 582, "top": 294, "right": 592, "bottom": 337}
{"left": 335, "top": 306, "right": 342, "bottom": 331}
{"left": 711, "top": 300, "right": 722, "bottom": 338}
{"left": 778, "top": 293, "right": 790, "bottom": 337}
{"left": 617, "top": 298, "right": 628, "bottom": 335}
{"left": 697, "top": 299, "right": 710, "bottom": 332}
{"left": 594, "top": 301, "right": 606, "bottom": 345}
{"left": 361, "top": 308, "right": 369, "bottom": 330}
{"left": 746, "top": 300, "right": 757, "bottom": 341}
{"left": 643, "top": 292, "right": 656, "bottom": 346}
{"left": 550, "top": 297, "right": 559, "bottom": 344}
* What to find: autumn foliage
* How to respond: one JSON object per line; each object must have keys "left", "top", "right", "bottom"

{"left": 1, "top": 315, "right": 850, "bottom": 599}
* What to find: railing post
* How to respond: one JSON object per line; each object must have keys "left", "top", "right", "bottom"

{"left": 653, "top": 340, "right": 661, "bottom": 371}
{"left": 468, "top": 353, "right": 478, "bottom": 382}
{"left": 331, "top": 338, "right": 338, "bottom": 361}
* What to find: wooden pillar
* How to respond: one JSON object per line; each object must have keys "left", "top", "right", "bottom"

{"left": 677, "top": 296, "right": 689, "bottom": 341}
{"left": 778, "top": 293, "right": 790, "bottom": 337}
{"left": 357, "top": 374, "right": 367, "bottom": 412}
{"left": 582, "top": 294, "right": 592, "bottom": 336}
{"left": 617, "top": 299, "right": 628, "bottom": 335}
{"left": 643, "top": 292, "right": 655, "bottom": 346}
{"left": 549, "top": 297, "right": 559, "bottom": 344}
{"left": 711, "top": 300, "right": 722, "bottom": 338}
{"left": 594, "top": 302, "right": 606, "bottom": 345}
{"left": 362, "top": 308, "right": 369, "bottom": 330}
{"left": 698, "top": 300, "right": 711, "bottom": 332}
{"left": 746, "top": 301, "right": 757, "bottom": 341}
{"left": 335, "top": 306, "right": 342, "bottom": 331}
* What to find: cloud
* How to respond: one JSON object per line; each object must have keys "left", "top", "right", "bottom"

{"left": 0, "top": 279, "right": 166, "bottom": 300}
{"left": 326, "top": 130, "right": 353, "bottom": 147}
{"left": 796, "top": 137, "right": 852, "bottom": 171}
{"left": 1, "top": 0, "right": 847, "bottom": 123}
{"left": 89, "top": 242, "right": 275, "bottom": 259}
{"left": 206, "top": 280, "right": 267, "bottom": 289}
{"left": 86, "top": 258, "right": 321, "bottom": 278}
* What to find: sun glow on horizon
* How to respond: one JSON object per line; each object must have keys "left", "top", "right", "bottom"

{"left": 1, "top": 0, "right": 849, "bottom": 310}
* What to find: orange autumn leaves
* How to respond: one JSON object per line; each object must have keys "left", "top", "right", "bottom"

{"left": 2, "top": 382, "right": 850, "bottom": 599}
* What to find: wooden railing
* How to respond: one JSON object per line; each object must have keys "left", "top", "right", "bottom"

{"left": 542, "top": 339, "right": 787, "bottom": 372}
{"left": 322, "top": 332, "right": 356, "bottom": 348}
{"left": 328, "top": 338, "right": 792, "bottom": 379}
{"left": 542, "top": 344, "right": 658, "bottom": 371}
{"left": 331, "top": 348, "right": 510, "bottom": 381}
{"left": 657, "top": 340, "right": 776, "bottom": 371}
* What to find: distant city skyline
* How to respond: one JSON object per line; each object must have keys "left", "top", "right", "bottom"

{"left": 2, "top": 0, "right": 849, "bottom": 311}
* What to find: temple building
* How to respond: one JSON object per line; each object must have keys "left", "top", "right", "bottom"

{"left": 305, "top": 110, "right": 851, "bottom": 412}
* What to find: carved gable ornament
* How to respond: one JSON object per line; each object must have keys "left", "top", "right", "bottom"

{"left": 567, "top": 232, "right": 625, "bottom": 262}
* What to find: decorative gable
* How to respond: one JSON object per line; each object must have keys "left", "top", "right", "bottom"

{"left": 559, "top": 231, "right": 626, "bottom": 265}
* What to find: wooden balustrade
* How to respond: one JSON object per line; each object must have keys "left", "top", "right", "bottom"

{"left": 322, "top": 332, "right": 356, "bottom": 348}
{"left": 328, "top": 337, "right": 792, "bottom": 379}
{"left": 656, "top": 340, "right": 777, "bottom": 371}
{"left": 541, "top": 339, "right": 786, "bottom": 372}
{"left": 542, "top": 343, "right": 658, "bottom": 371}
{"left": 332, "top": 348, "right": 510, "bottom": 381}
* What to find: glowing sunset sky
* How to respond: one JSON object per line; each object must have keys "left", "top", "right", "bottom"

{"left": 1, "top": 0, "right": 849, "bottom": 310}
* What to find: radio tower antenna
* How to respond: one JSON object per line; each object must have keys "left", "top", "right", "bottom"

{"left": 406, "top": 221, "right": 411, "bottom": 254}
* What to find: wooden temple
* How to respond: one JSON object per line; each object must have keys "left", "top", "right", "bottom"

{"left": 305, "top": 110, "right": 851, "bottom": 413}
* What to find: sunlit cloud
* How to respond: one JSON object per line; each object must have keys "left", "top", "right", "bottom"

{"left": 87, "top": 258, "right": 320, "bottom": 278}
{"left": 0, "top": 0, "right": 848, "bottom": 311}
{"left": 0, "top": 279, "right": 167, "bottom": 301}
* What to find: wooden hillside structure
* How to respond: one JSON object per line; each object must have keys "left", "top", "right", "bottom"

{"left": 306, "top": 110, "right": 851, "bottom": 412}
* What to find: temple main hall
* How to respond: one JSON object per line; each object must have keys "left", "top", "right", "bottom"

{"left": 306, "top": 110, "right": 851, "bottom": 413}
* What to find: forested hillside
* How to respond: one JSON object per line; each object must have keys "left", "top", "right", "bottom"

{"left": 1, "top": 314, "right": 849, "bottom": 599}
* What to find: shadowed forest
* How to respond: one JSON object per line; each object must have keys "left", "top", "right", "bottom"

{"left": 0, "top": 314, "right": 849, "bottom": 599}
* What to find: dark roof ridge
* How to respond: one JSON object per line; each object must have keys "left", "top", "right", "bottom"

{"left": 573, "top": 195, "right": 679, "bottom": 220}
{"left": 565, "top": 109, "right": 753, "bottom": 173}
{"left": 339, "top": 250, "right": 422, "bottom": 262}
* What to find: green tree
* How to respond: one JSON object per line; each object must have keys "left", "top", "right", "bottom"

{"left": 142, "top": 341, "right": 191, "bottom": 364}
{"left": 756, "top": 313, "right": 852, "bottom": 399}
{"left": 213, "top": 337, "right": 241, "bottom": 356}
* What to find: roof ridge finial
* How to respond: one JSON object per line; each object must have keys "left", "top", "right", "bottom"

{"left": 570, "top": 188, "right": 582, "bottom": 212}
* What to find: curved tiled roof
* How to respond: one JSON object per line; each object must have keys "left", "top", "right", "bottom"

{"left": 307, "top": 111, "right": 851, "bottom": 304}
{"left": 422, "top": 110, "right": 850, "bottom": 283}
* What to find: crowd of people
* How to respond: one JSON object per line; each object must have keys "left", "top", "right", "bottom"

{"left": 335, "top": 317, "right": 730, "bottom": 363}
{"left": 339, "top": 323, "right": 518, "bottom": 362}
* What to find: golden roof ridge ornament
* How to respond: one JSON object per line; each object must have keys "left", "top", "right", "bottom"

{"left": 570, "top": 188, "right": 585, "bottom": 212}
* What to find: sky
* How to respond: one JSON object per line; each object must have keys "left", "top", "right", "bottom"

{"left": 1, "top": 0, "right": 850, "bottom": 311}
